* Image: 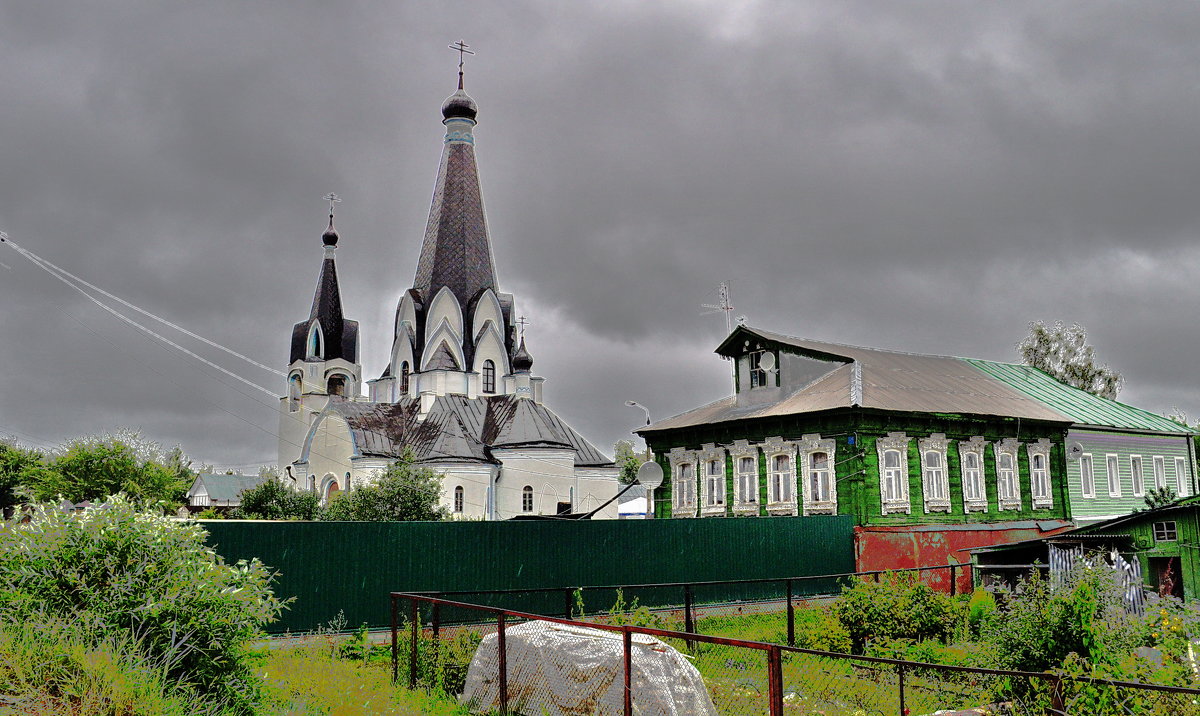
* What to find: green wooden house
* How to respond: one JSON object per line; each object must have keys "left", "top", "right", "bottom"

{"left": 636, "top": 326, "right": 1195, "bottom": 579}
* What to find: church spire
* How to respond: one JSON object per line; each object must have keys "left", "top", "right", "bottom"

{"left": 412, "top": 64, "right": 495, "bottom": 306}
{"left": 290, "top": 196, "right": 358, "bottom": 365}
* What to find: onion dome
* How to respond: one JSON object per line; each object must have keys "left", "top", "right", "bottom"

{"left": 322, "top": 214, "right": 339, "bottom": 247}
{"left": 441, "top": 89, "right": 478, "bottom": 121}
{"left": 512, "top": 337, "right": 534, "bottom": 371}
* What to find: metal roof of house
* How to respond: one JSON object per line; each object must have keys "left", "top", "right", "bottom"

{"left": 640, "top": 326, "right": 1190, "bottom": 436}
{"left": 966, "top": 359, "right": 1190, "bottom": 433}
{"left": 187, "top": 473, "right": 269, "bottom": 503}
{"left": 327, "top": 395, "right": 613, "bottom": 467}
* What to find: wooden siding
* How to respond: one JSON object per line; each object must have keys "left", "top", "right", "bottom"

{"left": 1066, "top": 429, "right": 1195, "bottom": 523}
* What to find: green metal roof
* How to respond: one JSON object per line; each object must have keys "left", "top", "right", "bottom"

{"left": 966, "top": 359, "right": 1191, "bottom": 434}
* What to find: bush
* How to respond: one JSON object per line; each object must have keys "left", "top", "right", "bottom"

{"left": 834, "top": 572, "right": 959, "bottom": 653}
{"left": 791, "top": 604, "right": 852, "bottom": 653}
{"left": 0, "top": 496, "right": 285, "bottom": 712}
{"left": 320, "top": 452, "right": 448, "bottom": 522}
{"left": 232, "top": 478, "right": 319, "bottom": 520}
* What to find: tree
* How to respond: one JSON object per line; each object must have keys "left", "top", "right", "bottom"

{"left": 29, "top": 433, "right": 190, "bottom": 506}
{"left": 320, "top": 452, "right": 448, "bottom": 521}
{"left": 1017, "top": 321, "right": 1123, "bottom": 399}
{"left": 233, "top": 475, "right": 319, "bottom": 520}
{"left": 0, "top": 440, "right": 54, "bottom": 511}
{"left": 614, "top": 440, "right": 642, "bottom": 485}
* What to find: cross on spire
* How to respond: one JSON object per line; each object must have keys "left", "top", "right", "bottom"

{"left": 516, "top": 315, "right": 529, "bottom": 340}
{"left": 449, "top": 40, "right": 474, "bottom": 90}
{"left": 323, "top": 193, "right": 341, "bottom": 219}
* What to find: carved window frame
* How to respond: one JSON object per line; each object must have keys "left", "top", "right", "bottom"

{"left": 958, "top": 437, "right": 988, "bottom": 512}
{"left": 995, "top": 438, "right": 1022, "bottom": 511}
{"left": 918, "top": 434, "right": 951, "bottom": 513}
{"left": 763, "top": 436, "right": 798, "bottom": 515}
{"left": 798, "top": 434, "right": 837, "bottom": 516}
{"left": 1027, "top": 439, "right": 1053, "bottom": 509}
{"left": 877, "top": 432, "right": 912, "bottom": 514}
{"left": 729, "top": 440, "right": 760, "bottom": 515}
{"left": 668, "top": 448, "right": 698, "bottom": 518}
{"left": 699, "top": 443, "right": 727, "bottom": 516}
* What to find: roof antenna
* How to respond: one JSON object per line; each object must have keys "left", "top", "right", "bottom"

{"left": 449, "top": 39, "right": 474, "bottom": 90}
{"left": 701, "top": 281, "right": 735, "bottom": 335}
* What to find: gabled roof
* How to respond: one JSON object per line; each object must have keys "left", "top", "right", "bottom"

{"left": 642, "top": 326, "right": 1188, "bottom": 435}
{"left": 326, "top": 395, "right": 612, "bottom": 467}
{"left": 187, "top": 473, "right": 269, "bottom": 504}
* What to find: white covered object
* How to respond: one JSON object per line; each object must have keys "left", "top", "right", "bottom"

{"left": 461, "top": 620, "right": 717, "bottom": 716}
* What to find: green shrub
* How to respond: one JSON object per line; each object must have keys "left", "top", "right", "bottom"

{"left": 834, "top": 572, "right": 959, "bottom": 653}
{"left": 791, "top": 604, "right": 852, "bottom": 653}
{"left": 0, "top": 496, "right": 285, "bottom": 713}
{"left": 231, "top": 478, "right": 318, "bottom": 520}
{"left": 967, "top": 588, "right": 998, "bottom": 638}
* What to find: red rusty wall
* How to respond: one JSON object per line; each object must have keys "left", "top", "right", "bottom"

{"left": 854, "top": 522, "right": 1071, "bottom": 594}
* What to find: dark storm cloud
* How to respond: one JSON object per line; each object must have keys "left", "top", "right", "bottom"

{"left": 2, "top": 1, "right": 1198, "bottom": 467}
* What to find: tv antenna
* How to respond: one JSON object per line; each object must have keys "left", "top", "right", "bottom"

{"left": 701, "top": 282, "right": 735, "bottom": 335}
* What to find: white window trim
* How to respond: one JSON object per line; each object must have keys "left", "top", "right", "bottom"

{"left": 918, "top": 434, "right": 951, "bottom": 513}
{"left": 798, "top": 434, "right": 837, "bottom": 516}
{"left": 1153, "top": 456, "right": 1167, "bottom": 492}
{"left": 1175, "top": 456, "right": 1189, "bottom": 497}
{"left": 995, "top": 438, "right": 1021, "bottom": 511}
{"left": 729, "top": 440, "right": 760, "bottom": 515}
{"left": 1080, "top": 453, "right": 1096, "bottom": 499}
{"left": 699, "top": 443, "right": 726, "bottom": 516}
{"left": 763, "top": 436, "right": 798, "bottom": 515}
{"left": 1104, "top": 453, "right": 1121, "bottom": 498}
{"left": 1130, "top": 455, "right": 1144, "bottom": 497}
{"left": 668, "top": 448, "right": 698, "bottom": 518}
{"left": 958, "top": 437, "right": 988, "bottom": 512}
{"left": 877, "top": 432, "right": 911, "bottom": 515}
{"left": 1027, "top": 438, "right": 1053, "bottom": 509}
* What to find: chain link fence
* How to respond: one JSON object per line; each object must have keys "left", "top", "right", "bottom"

{"left": 390, "top": 592, "right": 1200, "bottom": 715}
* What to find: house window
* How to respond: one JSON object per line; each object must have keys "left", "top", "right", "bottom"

{"left": 962, "top": 452, "right": 983, "bottom": 504}
{"left": 705, "top": 459, "right": 724, "bottom": 507}
{"left": 453, "top": 485, "right": 464, "bottom": 513}
{"left": 748, "top": 351, "right": 768, "bottom": 388}
{"left": 522, "top": 485, "right": 534, "bottom": 513}
{"left": 808, "top": 451, "right": 831, "bottom": 503}
{"left": 482, "top": 360, "right": 496, "bottom": 394}
{"left": 769, "top": 454, "right": 793, "bottom": 503}
{"left": 1154, "top": 521, "right": 1178, "bottom": 542}
{"left": 1080, "top": 454, "right": 1095, "bottom": 498}
{"left": 1106, "top": 454, "right": 1121, "bottom": 497}
{"left": 400, "top": 361, "right": 410, "bottom": 393}
{"left": 918, "top": 435, "right": 950, "bottom": 513}
{"left": 996, "top": 449, "right": 1019, "bottom": 510}
{"left": 882, "top": 450, "right": 907, "bottom": 509}
{"left": 1131, "top": 455, "right": 1144, "bottom": 496}
{"left": 674, "top": 462, "right": 696, "bottom": 512}
{"left": 1175, "top": 457, "right": 1188, "bottom": 496}
{"left": 736, "top": 455, "right": 758, "bottom": 508}
{"left": 1030, "top": 454, "right": 1049, "bottom": 503}
{"left": 1154, "top": 456, "right": 1167, "bottom": 491}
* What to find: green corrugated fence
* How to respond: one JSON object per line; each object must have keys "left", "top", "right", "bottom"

{"left": 202, "top": 516, "right": 855, "bottom": 633}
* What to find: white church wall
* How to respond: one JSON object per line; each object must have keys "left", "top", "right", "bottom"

{"left": 575, "top": 467, "right": 621, "bottom": 519}
{"left": 492, "top": 448, "right": 575, "bottom": 518}
{"left": 424, "top": 287, "right": 464, "bottom": 347}
{"left": 429, "top": 463, "right": 495, "bottom": 519}
{"left": 301, "top": 414, "right": 355, "bottom": 492}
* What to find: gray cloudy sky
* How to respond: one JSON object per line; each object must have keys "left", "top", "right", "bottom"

{"left": 2, "top": 2, "right": 1199, "bottom": 471}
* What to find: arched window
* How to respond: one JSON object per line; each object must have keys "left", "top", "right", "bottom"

{"left": 453, "top": 485, "right": 464, "bottom": 513}
{"left": 521, "top": 485, "right": 534, "bottom": 513}
{"left": 322, "top": 474, "right": 340, "bottom": 504}
{"left": 327, "top": 374, "right": 345, "bottom": 397}
{"left": 288, "top": 373, "right": 302, "bottom": 412}
{"left": 809, "top": 451, "right": 830, "bottom": 503}
{"left": 770, "top": 454, "right": 792, "bottom": 503}
{"left": 307, "top": 324, "right": 323, "bottom": 359}
{"left": 482, "top": 360, "right": 496, "bottom": 394}
{"left": 400, "top": 361, "right": 410, "bottom": 393}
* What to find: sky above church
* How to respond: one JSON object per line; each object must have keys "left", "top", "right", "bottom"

{"left": 3, "top": 2, "right": 1200, "bottom": 471}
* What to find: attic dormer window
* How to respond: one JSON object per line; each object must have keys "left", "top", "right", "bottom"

{"left": 307, "top": 323, "right": 323, "bottom": 360}
{"left": 749, "top": 351, "right": 768, "bottom": 388}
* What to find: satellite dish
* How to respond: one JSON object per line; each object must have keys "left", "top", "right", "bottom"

{"left": 759, "top": 352, "right": 776, "bottom": 372}
{"left": 636, "top": 461, "right": 664, "bottom": 490}
{"left": 1067, "top": 442, "right": 1085, "bottom": 461}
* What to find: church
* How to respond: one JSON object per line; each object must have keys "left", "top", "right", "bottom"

{"left": 276, "top": 70, "right": 619, "bottom": 520}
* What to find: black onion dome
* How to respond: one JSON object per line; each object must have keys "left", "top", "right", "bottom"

{"left": 512, "top": 338, "right": 534, "bottom": 371}
{"left": 322, "top": 216, "right": 339, "bottom": 247}
{"left": 441, "top": 89, "right": 478, "bottom": 121}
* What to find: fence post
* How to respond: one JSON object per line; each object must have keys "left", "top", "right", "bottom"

{"left": 431, "top": 603, "right": 441, "bottom": 689}
{"left": 949, "top": 564, "right": 957, "bottom": 597}
{"left": 683, "top": 584, "right": 694, "bottom": 634}
{"left": 623, "top": 627, "right": 633, "bottom": 716}
{"left": 390, "top": 594, "right": 398, "bottom": 683}
{"left": 767, "top": 645, "right": 784, "bottom": 716}
{"left": 897, "top": 662, "right": 906, "bottom": 716}
{"left": 497, "top": 612, "right": 509, "bottom": 715}
{"left": 786, "top": 579, "right": 795, "bottom": 648}
{"left": 1050, "top": 674, "right": 1065, "bottom": 715}
{"left": 409, "top": 598, "right": 419, "bottom": 689}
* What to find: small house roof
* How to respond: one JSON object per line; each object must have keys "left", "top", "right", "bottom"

{"left": 187, "top": 473, "right": 269, "bottom": 503}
